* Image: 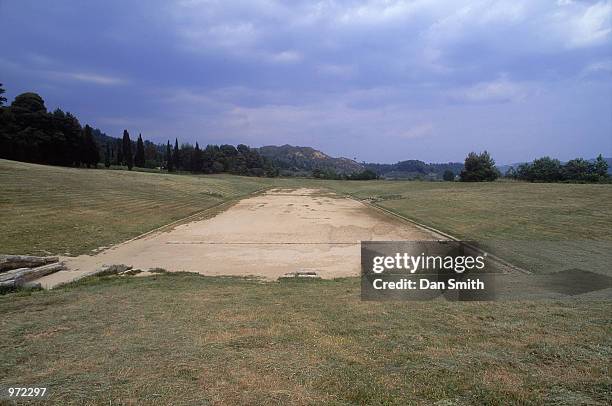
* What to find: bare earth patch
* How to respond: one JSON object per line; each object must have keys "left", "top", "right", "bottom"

{"left": 37, "top": 188, "right": 439, "bottom": 287}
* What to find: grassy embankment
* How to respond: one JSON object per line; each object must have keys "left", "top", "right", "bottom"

{"left": 0, "top": 160, "right": 610, "bottom": 404}
{"left": 0, "top": 159, "right": 274, "bottom": 255}
{"left": 317, "top": 179, "right": 612, "bottom": 274}
{"left": 0, "top": 274, "right": 612, "bottom": 405}
{"left": 1, "top": 275, "right": 610, "bottom": 405}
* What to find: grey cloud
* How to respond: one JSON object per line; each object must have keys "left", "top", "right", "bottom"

{"left": 0, "top": 0, "right": 610, "bottom": 163}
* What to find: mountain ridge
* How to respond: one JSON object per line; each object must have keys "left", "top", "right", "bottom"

{"left": 256, "top": 144, "right": 365, "bottom": 175}
{"left": 256, "top": 144, "right": 465, "bottom": 179}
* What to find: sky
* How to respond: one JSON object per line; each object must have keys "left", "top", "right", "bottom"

{"left": 1, "top": 0, "right": 611, "bottom": 164}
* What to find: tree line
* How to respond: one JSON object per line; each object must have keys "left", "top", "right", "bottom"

{"left": 1, "top": 85, "right": 607, "bottom": 183}
{"left": 312, "top": 167, "right": 378, "bottom": 180}
{"left": 365, "top": 160, "right": 464, "bottom": 180}
{"left": 505, "top": 156, "right": 609, "bottom": 183}
{"left": 0, "top": 86, "right": 277, "bottom": 177}
{"left": 457, "top": 151, "right": 608, "bottom": 183}
{"left": 160, "top": 139, "right": 278, "bottom": 176}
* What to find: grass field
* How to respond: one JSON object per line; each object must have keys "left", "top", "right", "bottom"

{"left": 319, "top": 180, "right": 612, "bottom": 240}
{"left": 3, "top": 159, "right": 610, "bottom": 267}
{"left": 1, "top": 160, "right": 611, "bottom": 404}
{"left": 1, "top": 274, "right": 610, "bottom": 405}
{"left": 0, "top": 159, "right": 273, "bottom": 255}
{"left": 315, "top": 179, "right": 612, "bottom": 274}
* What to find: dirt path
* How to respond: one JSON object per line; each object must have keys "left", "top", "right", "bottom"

{"left": 37, "top": 188, "right": 440, "bottom": 288}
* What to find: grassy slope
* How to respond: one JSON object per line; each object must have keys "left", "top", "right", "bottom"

{"left": 0, "top": 159, "right": 273, "bottom": 255}
{"left": 318, "top": 180, "right": 612, "bottom": 240}
{"left": 1, "top": 161, "right": 611, "bottom": 404}
{"left": 0, "top": 275, "right": 610, "bottom": 405}
{"left": 314, "top": 179, "right": 612, "bottom": 274}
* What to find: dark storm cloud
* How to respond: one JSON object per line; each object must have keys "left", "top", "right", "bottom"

{"left": 1, "top": 0, "right": 610, "bottom": 163}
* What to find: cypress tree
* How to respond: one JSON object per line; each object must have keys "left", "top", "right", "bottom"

{"left": 0, "top": 83, "right": 7, "bottom": 106}
{"left": 173, "top": 138, "right": 180, "bottom": 171}
{"left": 64, "top": 112, "right": 82, "bottom": 167}
{"left": 122, "top": 129, "right": 133, "bottom": 170}
{"left": 82, "top": 125, "right": 99, "bottom": 168}
{"left": 104, "top": 143, "right": 111, "bottom": 168}
{"left": 135, "top": 133, "right": 145, "bottom": 167}
{"left": 192, "top": 142, "right": 203, "bottom": 172}
{"left": 166, "top": 141, "right": 173, "bottom": 172}
{"left": 115, "top": 138, "right": 123, "bottom": 166}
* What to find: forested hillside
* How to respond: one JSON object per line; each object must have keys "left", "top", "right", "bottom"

{"left": 257, "top": 144, "right": 364, "bottom": 175}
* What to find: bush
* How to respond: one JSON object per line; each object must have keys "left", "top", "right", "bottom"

{"left": 459, "top": 151, "right": 500, "bottom": 182}
{"left": 530, "top": 157, "right": 562, "bottom": 181}
{"left": 348, "top": 169, "right": 378, "bottom": 180}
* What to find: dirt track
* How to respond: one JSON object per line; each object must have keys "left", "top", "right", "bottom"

{"left": 38, "top": 188, "right": 439, "bottom": 287}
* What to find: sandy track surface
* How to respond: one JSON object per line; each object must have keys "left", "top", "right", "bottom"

{"left": 37, "top": 188, "right": 439, "bottom": 287}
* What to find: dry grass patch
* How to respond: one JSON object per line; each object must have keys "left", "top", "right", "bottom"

{"left": 0, "top": 159, "right": 273, "bottom": 255}
{"left": 1, "top": 275, "right": 609, "bottom": 405}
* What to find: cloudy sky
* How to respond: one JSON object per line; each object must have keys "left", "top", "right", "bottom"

{"left": 1, "top": 0, "right": 611, "bottom": 164}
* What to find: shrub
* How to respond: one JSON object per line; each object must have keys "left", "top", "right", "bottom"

{"left": 460, "top": 151, "right": 500, "bottom": 182}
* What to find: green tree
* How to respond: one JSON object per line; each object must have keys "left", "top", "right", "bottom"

{"left": 104, "top": 142, "right": 111, "bottom": 168}
{"left": 442, "top": 170, "right": 455, "bottom": 181}
{"left": 459, "top": 151, "right": 499, "bottom": 182}
{"left": 166, "top": 141, "right": 173, "bottom": 172}
{"left": 0, "top": 103, "right": 14, "bottom": 159}
{"left": 9, "top": 93, "right": 53, "bottom": 164}
{"left": 11, "top": 92, "right": 46, "bottom": 114}
{"left": 115, "top": 138, "right": 123, "bottom": 166}
{"left": 49, "top": 108, "right": 82, "bottom": 166}
{"left": 82, "top": 125, "right": 99, "bottom": 168}
{"left": 173, "top": 138, "right": 180, "bottom": 171}
{"left": 594, "top": 154, "right": 609, "bottom": 179}
{"left": 530, "top": 157, "right": 562, "bottom": 182}
{"left": 122, "top": 130, "right": 133, "bottom": 170}
{"left": 515, "top": 163, "right": 533, "bottom": 181}
{"left": 192, "top": 142, "right": 203, "bottom": 172}
{"left": 134, "top": 133, "right": 145, "bottom": 167}
{"left": 180, "top": 143, "right": 194, "bottom": 171}
{"left": 144, "top": 141, "right": 159, "bottom": 168}
{"left": 348, "top": 169, "right": 377, "bottom": 180}
{"left": 64, "top": 112, "right": 83, "bottom": 166}
{"left": 562, "top": 158, "right": 593, "bottom": 181}
{"left": 212, "top": 161, "right": 224, "bottom": 173}
{"left": 0, "top": 83, "right": 7, "bottom": 106}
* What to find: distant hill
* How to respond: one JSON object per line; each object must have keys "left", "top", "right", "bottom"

{"left": 257, "top": 145, "right": 364, "bottom": 175}
{"left": 257, "top": 145, "right": 466, "bottom": 179}
{"left": 365, "top": 160, "right": 464, "bottom": 180}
